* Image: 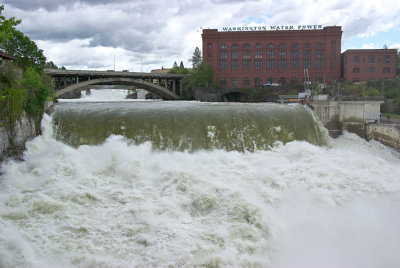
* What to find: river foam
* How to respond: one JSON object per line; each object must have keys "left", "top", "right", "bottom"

{"left": 1, "top": 113, "right": 400, "bottom": 267}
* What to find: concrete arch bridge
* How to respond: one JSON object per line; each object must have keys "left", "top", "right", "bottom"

{"left": 44, "top": 69, "right": 187, "bottom": 100}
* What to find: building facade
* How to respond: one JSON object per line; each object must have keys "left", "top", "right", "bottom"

{"left": 202, "top": 26, "right": 342, "bottom": 88}
{"left": 341, "top": 49, "right": 397, "bottom": 82}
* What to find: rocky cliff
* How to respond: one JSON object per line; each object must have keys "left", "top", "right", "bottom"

{"left": 0, "top": 111, "right": 38, "bottom": 163}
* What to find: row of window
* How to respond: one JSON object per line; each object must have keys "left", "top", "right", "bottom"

{"left": 353, "top": 55, "right": 391, "bottom": 64}
{"left": 352, "top": 67, "right": 391, "bottom": 74}
{"left": 217, "top": 42, "right": 328, "bottom": 49}
{"left": 219, "top": 59, "right": 324, "bottom": 70}
{"left": 219, "top": 49, "right": 323, "bottom": 59}
{"left": 219, "top": 77, "right": 324, "bottom": 86}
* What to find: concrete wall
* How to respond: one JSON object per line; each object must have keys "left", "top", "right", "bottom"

{"left": 367, "top": 124, "right": 400, "bottom": 150}
{"left": 310, "top": 100, "right": 383, "bottom": 138}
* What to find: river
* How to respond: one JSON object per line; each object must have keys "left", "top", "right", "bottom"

{"left": 1, "top": 89, "right": 400, "bottom": 267}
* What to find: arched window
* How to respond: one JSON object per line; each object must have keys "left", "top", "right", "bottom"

{"left": 267, "top": 43, "right": 274, "bottom": 48}
{"left": 279, "top": 43, "right": 286, "bottom": 49}
{"left": 232, "top": 44, "right": 239, "bottom": 49}
{"left": 243, "top": 44, "right": 250, "bottom": 48}
{"left": 316, "top": 43, "right": 324, "bottom": 48}
{"left": 291, "top": 43, "right": 298, "bottom": 49}
{"left": 220, "top": 44, "right": 226, "bottom": 49}
{"left": 255, "top": 44, "right": 263, "bottom": 48}
{"left": 304, "top": 43, "right": 311, "bottom": 48}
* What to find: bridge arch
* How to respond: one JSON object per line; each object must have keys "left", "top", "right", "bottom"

{"left": 54, "top": 77, "right": 179, "bottom": 100}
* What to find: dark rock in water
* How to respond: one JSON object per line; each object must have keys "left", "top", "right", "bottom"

{"left": 126, "top": 92, "right": 137, "bottom": 99}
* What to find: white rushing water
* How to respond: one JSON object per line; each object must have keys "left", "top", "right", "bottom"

{"left": 58, "top": 88, "right": 153, "bottom": 103}
{"left": 0, "top": 112, "right": 400, "bottom": 267}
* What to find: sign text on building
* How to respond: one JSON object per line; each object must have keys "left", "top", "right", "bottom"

{"left": 221, "top": 25, "right": 323, "bottom": 32}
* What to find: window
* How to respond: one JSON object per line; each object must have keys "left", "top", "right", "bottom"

{"left": 231, "top": 60, "right": 239, "bottom": 70}
{"left": 243, "top": 50, "right": 251, "bottom": 59}
{"left": 219, "top": 51, "right": 227, "bottom": 59}
{"left": 278, "top": 77, "right": 286, "bottom": 85}
{"left": 316, "top": 49, "right": 324, "bottom": 58}
{"left": 291, "top": 50, "right": 299, "bottom": 58}
{"left": 220, "top": 44, "right": 226, "bottom": 49}
{"left": 368, "top": 56, "right": 375, "bottom": 63}
{"left": 279, "top": 60, "right": 287, "bottom": 70}
{"left": 232, "top": 44, "right": 239, "bottom": 49}
{"left": 304, "top": 49, "right": 311, "bottom": 58}
{"left": 255, "top": 44, "right": 262, "bottom": 48}
{"left": 254, "top": 77, "right": 262, "bottom": 87}
{"left": 384, "top": 55, "right": 391, "bottom": 63}
{"left": 303, "top": 59, "right": 311, "bottom": 69}
{"left": 255, "top": 50, "right": 263, "bottom": 58}
{"left": 208, "top": 43, "right": 212, "bottom": 48}
{"left": 219, "top": 78, "right": 227, "bottom": 85}
{"left": 266, "top": 77, "right": 274, "bottom": 83}
{"left": 291, "top": 43, "right": 298, "bottom": 49}
{"left": 267, "top": 43, "right": 274, "bottom": 48}
{"left": 331, "top": 40, "right": 336, "bottom": 49}
{"left": 304, "top": 43, "right": 311, "bottom": 48}
{"left": 267, "top": 60, "right": 274, "bottom": 69}
{"left": 353, "top": 67, "right": 360, "bottom": 73}
{"left": 353, "top": 56, "right": 360, "bottom": 64}
{"left": 232, "top": 51, "right": 239, "bottom": 59}
{"left": 315, "top": 59, "right": 323, "bottom": 69}
{"left": 316, "top": 42, "right": 324, "bottom": 48}
{"left": 368, "top": 67, "right": 375, "bottom": 73}
{"left": 290, "top": 59, "right": 299, "bottom": 69}
{"left": 242, "top": 60, "right": 250, "bottom": 70}
{"left": 255, "top": 60, "right": 263, "bottom": 70}
{"left": 243, "top": 77, "right": 250, "bottom": 86}
{"left": 383, "top": 67, "right": 390, "bottom": 73}
{"left": 267, "top": 50, "right": 274, "bottom": 59}
{"left": 243, "top": 44, "right": 250, "bottom": 48}
{"left": 231, "top": 77, "right": 238, "bottom": 86}
{"left": 278, "top": 50, "right": 287, "bottom": 59}
{"left": 219, "top": 60, "right": 227, "bottom": 70}
{"left": 279, "top": 43, "right": 286, "bottom": 48}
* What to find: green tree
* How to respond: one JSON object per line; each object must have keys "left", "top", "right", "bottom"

{"left": 1, "top": 29, "right": 46, "bottom": 72}
{"left": 179, "top": 61, "right": 184, "bottom": 68}
{"left": 21, "top": 67, "right": 50, "bottom": 116}
{"left": 189, "top": 47, "right": 202, "bottom": 69}
{"left": 0, "top": 5, "right": 21, "bottom": 47}
{"left": 183, "top": 61, "right": 214, "bottom": 90}
{"left": 172, "top": 61, "right": 178, "bottom": 68}
{"left": 44, "top": 61, "right": 58, "bottom": 69}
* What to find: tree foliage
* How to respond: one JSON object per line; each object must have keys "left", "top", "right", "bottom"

{"left": 0, "top": 5, "right": 21, "bottom": 48}
{"left": 0, "top": 5, "right": 52, "bottom": 127}
{"left": 189, "top": 47, "right": 202, "bottom": 69}
{"left": 169, "top": 60, "right": 189, "bottom": 74}
{"left": 182, "top": 61, "right": 214, "bottom": 90}
{"left": 1, "top": 29, "right": 46, "bottom": 72}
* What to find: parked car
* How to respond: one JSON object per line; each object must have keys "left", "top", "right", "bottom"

{"left": 262, "top": 83, "right": 272, "bottom": 87}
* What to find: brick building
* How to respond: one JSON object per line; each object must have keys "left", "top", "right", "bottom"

{"left": 341, "top": 49, "right": 397, "bottom": 82}
{"left": 202, "top": 26, "right": 342, "bottom": 88}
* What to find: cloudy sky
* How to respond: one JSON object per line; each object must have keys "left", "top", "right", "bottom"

{"left": 3, "top": 0, "right": 400, "bottom": 72}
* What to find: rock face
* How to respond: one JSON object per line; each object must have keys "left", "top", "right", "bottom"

{"left": 0, "top": 111, "right": 38, "bottom": 162}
